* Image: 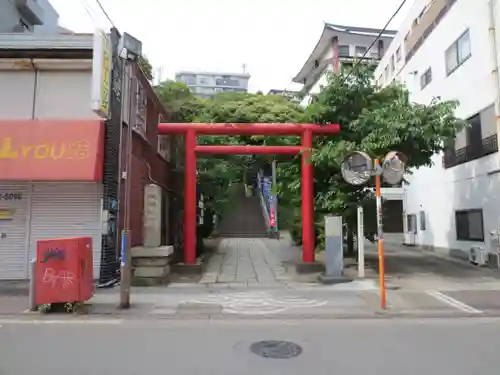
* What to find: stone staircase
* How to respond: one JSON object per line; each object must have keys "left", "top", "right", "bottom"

{"left": 131, "top": 245, "right": 174, "bottom": 286}
{"left": 215, "top": 185, "right": 269, "bottom": 238}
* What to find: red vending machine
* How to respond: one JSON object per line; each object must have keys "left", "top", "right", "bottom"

{"left": 35, "top": 237, "right": 94, "bottom": 306}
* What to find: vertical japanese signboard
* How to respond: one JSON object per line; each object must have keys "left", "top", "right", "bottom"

{"left": 91, "top": 29, "right": 112, "bottom": 118}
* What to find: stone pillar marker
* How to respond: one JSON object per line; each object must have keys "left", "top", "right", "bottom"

{"left": 318, "top": 215, "right": 351, "bottom": 284}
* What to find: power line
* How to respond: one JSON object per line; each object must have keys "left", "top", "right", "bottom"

{"left": 94, "top": 0, "right": 116, "bottom": 28}
{"left": 340, "top": 0, "right": 409, "bottom": 85}
{"left": 78, "top": 0, "right": 98, "bottom": 25}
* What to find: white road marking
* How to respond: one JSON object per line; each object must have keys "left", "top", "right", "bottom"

{"left": 185, "top": 291, "right": 327, "bottom": 315}
{"left": 0, "top": 319, "right": 123, "bottom": 325}
{"left": 426, "top": 291, "right": 482, "bottom": 314}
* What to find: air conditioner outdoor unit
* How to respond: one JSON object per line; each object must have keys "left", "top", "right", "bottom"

{"left": 469, "top": 246, "right": 488, "bottom": 266}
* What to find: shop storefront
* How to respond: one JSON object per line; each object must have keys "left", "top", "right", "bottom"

{"left": 0, "top": 119, "right": 104, "bottom": 280}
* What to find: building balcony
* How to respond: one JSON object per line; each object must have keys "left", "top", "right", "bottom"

{"left": 16, "top": 0, "right": 44, "bottom": 25}
{"left": 442, "top": 134, "right": 498, "bottom": 169}
{"left": 404, "top": 0, "right": 456, "bottom": 63}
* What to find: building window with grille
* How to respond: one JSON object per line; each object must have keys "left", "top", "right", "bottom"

{"left": 338, "top": 45, "right": 350, "bottom": 57}
{"left": 455, "top": 209, "right": 484, "bottom": 241}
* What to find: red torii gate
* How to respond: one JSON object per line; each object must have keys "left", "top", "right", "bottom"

{"left": 157, "top": 122, "right": 341, "bottom": 265}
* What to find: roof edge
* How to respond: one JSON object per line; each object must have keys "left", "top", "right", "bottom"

{"left": 292, "top": 24, "right": 330, "bottom": 83}
{"left": 0, "top": 33, "right": 93, "bottom": 50}
{"left": 325, "top": 23, "right": 398, "bottom": 36}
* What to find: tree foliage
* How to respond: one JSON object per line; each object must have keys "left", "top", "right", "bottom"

{"left": 155, "top": 80, "right": 206, "bottom": 122}
{"left": 280, "top": 66, "right": 465, "bottom": 249}
{"left": 138, "top": 55, "right": 153, "bottom": 80}
{"left": 155, "top": 68, "right": 465, "bottom": 252}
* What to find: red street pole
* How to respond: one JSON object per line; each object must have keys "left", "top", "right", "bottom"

{"left": 375, "top": 159, "right": 387, "bottom": 309}
{"left": 184, "top": 129, "right": 197, "bottom": 265}
{"left": 301, "top": 129, "right": 315, "bottom": 263}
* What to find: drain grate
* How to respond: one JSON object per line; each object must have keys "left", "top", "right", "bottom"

{"left": 250, "top": 340, "right": 303, "bottom": 359}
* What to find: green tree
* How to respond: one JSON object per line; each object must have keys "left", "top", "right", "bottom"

{"left": 138, "top": 55, "right": 153, "bottom": 80}
{"left": 194, "top": 92, "right": 307, "bottom": 231}
{"left": 155, "top": 79, "right": 206, "bottom": 122}
{"left": 279, "top": 66, "right": 465, "bottom": 253}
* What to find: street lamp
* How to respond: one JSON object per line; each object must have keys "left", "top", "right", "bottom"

{"left": 341, "top": 150, "right": 407, "bottom": 309}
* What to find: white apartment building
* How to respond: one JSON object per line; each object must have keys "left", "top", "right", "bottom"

{"left": 293, "top": 23, "right": 397, "bottom": 106}
{"left": 374, "top": 0, "right": 500, "bottom": 261}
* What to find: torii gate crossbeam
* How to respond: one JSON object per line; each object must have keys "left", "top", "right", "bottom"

{"left": 158, "top": 122, "right": 341, "bottom": 266}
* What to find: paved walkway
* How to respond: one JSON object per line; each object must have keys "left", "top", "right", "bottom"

{"left": 363, "top": 242, "right": 500, "bottom": 291}
{"left": 199, "top": 238, "right": 296, "bottom": 286}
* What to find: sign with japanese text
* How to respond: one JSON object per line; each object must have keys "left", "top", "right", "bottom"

{"left": 0, "top": 120, "right": 104, "bottom": 181}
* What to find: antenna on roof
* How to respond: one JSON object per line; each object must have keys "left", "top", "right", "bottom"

{"left": 242, "top": 63, "right": 247, "bottom": 74}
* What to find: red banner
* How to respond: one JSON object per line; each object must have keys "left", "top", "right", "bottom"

{"left": 0, "top": 120, "right": 104, "bottom": 181}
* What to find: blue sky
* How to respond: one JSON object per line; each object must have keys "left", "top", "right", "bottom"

{"left": 49, "top": 0, "right": 412, "bottom": 92}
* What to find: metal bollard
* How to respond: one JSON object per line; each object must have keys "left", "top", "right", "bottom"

{"left": 28, "top": 259, "right": 37, "bottom": 311}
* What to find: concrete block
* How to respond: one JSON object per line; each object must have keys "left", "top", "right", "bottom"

{"left": 134, "top": 265, "right": 170, "bottom": 278}
{"left": 133, "top": 257, "right": 170, "bottom": 267}
{"left": 132, "top": 277, "right": 169, "bottom": 287}
{"left": 132, "top": 245, "right": 174, "bottom": 258}
{"left": 295, "top": 262, "right": 325, "bottom": 274}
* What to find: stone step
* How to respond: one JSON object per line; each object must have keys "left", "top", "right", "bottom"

{"left": 131, "top": 245, "right": 174, "bottom": 258}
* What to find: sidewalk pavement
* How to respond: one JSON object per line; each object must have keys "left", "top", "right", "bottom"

{"left": 363, "top": 241, "right": 500, "bottom": 291}
{"left": 3, "top": 280, "right": 500, "bottom": 320}
{"left": 4, "top": 237, "right": 500, "bottom": 320}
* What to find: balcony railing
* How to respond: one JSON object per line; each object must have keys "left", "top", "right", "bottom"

{"left": 443, "top": 134, "right": 498, "bottom": 169}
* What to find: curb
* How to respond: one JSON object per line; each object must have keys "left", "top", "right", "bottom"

{"left": 1, "top": 309, "right": 499, "bottom": 321}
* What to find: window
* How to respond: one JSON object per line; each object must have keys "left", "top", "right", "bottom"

{"left": 157, "top": 114, "right": 171, "bottom": 161}
{"left": 420, "top": 67, "right": 432, "bottom": 89}
{"left": 396, "top": 46, "right": 402, "bottom": 61}
{"left": 384, "top": 65, "right": 390, "bottom": 81}
{"left": 455, "top": 209, "right": 484, "bottom": 241}
{"left": 355, "top": 46, "right": 367, "bottom": 57}
{"left": 466, "top": 113, "right": 482, "bottom": 158}
{"left": 445, "top": 29, "right": 471, "bottom": 75}
{"left": 390, "top": 56, "right": 395, "bottom": 72}
{"left": 419, "top": 211, "right": 426, "bottom": 231}
{"left": 182, "top": 75, "right": 196, "bottom": 85}
{"left": 134, "top": 82, "right": 147, "bottom": 135}
{"left": 215, "top": 78, "right": 240, "bottom": 87}
{"left": 338, "top": 45, "right": 350, "bottom": 57}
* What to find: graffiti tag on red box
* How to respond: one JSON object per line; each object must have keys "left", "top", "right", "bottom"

{"left": 41, "top": 247, "right": 66, "bottom": 263}
{"left": 39, "top": 247, "right": 76, "bottom": 291}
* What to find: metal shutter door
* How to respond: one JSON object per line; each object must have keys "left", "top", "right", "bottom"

{"left": 29, "top": 183, "right": 103, "bottom": 278}
{"left": 0, "top": 183, "right": 30, "bottom": 280}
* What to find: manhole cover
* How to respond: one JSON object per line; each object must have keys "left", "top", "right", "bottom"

{"left": 249, "top": 340, "right": 302, "bottom": 359}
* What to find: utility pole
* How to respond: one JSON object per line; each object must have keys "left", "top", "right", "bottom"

{"left": 119, "top": 60, "right": 133, "bottom": 308}
{"left": 117, "top": 32, "right": 143, "bottom": 309}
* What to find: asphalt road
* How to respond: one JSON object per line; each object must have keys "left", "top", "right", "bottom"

{"left": 0, "top": 318, "right": 499, "bottom": 374}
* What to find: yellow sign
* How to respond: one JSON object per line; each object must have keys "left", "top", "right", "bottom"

{"left": 0, "top": 209, "right": 14, "bottom": 220}
{"left": 0, "top": 137, "right": 90, "bottom": 160}
{"left": 91, "top": 30, "right": 112, "bottom": 118}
